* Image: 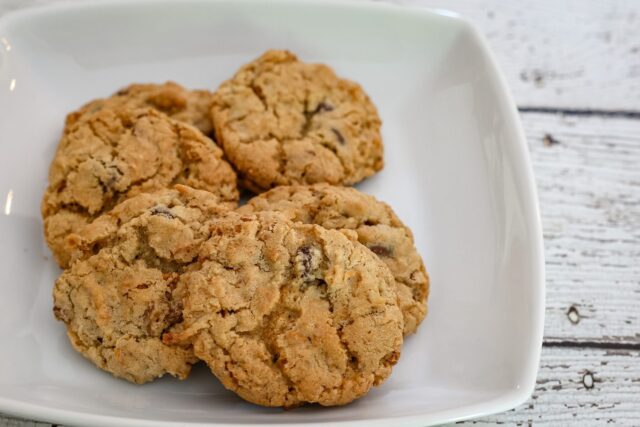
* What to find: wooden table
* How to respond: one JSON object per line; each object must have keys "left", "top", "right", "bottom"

{"left": 1, "top": 0, "right": 639, "bottom": 425}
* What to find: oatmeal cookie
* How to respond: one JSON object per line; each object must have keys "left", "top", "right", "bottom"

{"left": 53, "top": 186, "right": 228, "bottom": 384}
{"left": 164, "top": 211, "right": 403, "bottom": 407}
{"left": 43, "top": 107, "right": 238, "bottom": 267}
{"left": 211, "top": 50, "right": 383, "bottom": 192}
{"left": 238, "top": 184, "right": 429, "bottom": 335}
{"left": 65, "top": 82, "right": 215, "bottom": 136}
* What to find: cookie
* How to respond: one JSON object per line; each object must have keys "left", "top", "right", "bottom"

{"left": 53, "top": 186, "right": 228, "bottom": 384}
{"left": 211, "top": 50, "right": 383, "bottom": 192}
{"left": 42, "top": 107, "right": 238, "bottom": 267}
{"left": 163, "top": 211, "right": 403, "bottom": 407}
{"left": 237, "top": 184, "right": 429, "bottom": 335}
{"left": 65, "top": 82, "right": 215, "bottom": 136}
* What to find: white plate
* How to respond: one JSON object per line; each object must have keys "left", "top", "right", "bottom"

{"left": 0, "top": 1, "right": 545, "bottom": 426}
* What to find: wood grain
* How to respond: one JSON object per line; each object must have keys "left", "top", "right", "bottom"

{"left": 401, "top": 0, "right": 640, "bottom": 110}
{"left": 522, "top": 112, "right": 640, "bottom": 345}
{"left": 461, "top": 347, "right": 640, "bottom": 425}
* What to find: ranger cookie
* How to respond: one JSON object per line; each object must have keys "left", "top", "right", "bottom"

{"left": 211, "top": 50, "right": 383, "bottom": 192}
{"left": 53, "top": 186, "right": 228, "bottom": 384}
{"left": 164, "top": 211, "right": 403, "bottom": 407}
{"left": 65, "top": 81, "right": 216, "bottom": 136}
{"left": 42, "top": 107, "right": 238, "bottom": 267}
{"left": 238, "top": 184, "right": 430, "bottom": 335}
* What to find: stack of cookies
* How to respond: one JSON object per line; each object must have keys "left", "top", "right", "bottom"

{"left": 42, "top": 50, "right": 429, "bottom": 408}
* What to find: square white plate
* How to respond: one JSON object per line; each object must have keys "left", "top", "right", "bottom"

{"left": 0, "top": 1, "right": 545, "bottom": 426}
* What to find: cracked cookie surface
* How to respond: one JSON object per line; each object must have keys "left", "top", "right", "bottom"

{"left": 43, "top": 107, "right": 238, "bottom": 267}
{"left": 65, "top": 81, "right": 215, "bottom": 136}
{"left": 211, "top": 50, "right": 383, "bottom": 192}
{"left": 163, "top": 211, "right": 403, "bottom": 407}
{"left": 53, "top": 186, "right": 228, "bottom": 384}
{"left": 238, "top": 184, "right": 429, "bottom": 335}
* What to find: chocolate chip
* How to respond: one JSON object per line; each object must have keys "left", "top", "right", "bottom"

{"left": 136, "top": 283, "right": 150, "bottom": 290}
{"left": 164, "top": 273, "right": 179, "bottom": 289}
{"left": 150, "top": 205, "right": 175, "bottom": 219}
{"left": 300, "top": 278, "right": 327, "bottom": 293}
{"left": 165, "top": 308, "right": 183, "bottom": 326}
{"left": 104, "top": 166, "right": 122, "bottom": 189}
{"left": 298, "top": 245, "right": 314, "bottom": 278}
{"left": 331, "top": 128, "right": 345, "bottom": 145}
{"left": 310, "top": 278, "right": 326, "bottom": 288}
{"left": 218, "top": 308, "right": 237, "bottom": 318}
{"left": 106, "top": 165, "right": 124, "bottom": 186}
{"left": 314, "top": 102, "right": 334, "bottom": 114}
{"left": 369, "top": 245, "right": 393, "bottom": 257}
{"left": 96, "top": 161, "right": 123, "bottom": 193}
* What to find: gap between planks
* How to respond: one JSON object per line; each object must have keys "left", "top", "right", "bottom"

{"left": 518, "top": 107, "right": 640, "bottom": 119}
{"left": 544, "top": 341, "right": 640, "bottom": 351}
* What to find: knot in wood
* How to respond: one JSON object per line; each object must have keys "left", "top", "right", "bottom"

{"left": 582, "top": 370, "right": 595, "bottom": 389}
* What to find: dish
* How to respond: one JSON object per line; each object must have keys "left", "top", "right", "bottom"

{"left": 0, "top": 0, "right": 544, "bottom": 425}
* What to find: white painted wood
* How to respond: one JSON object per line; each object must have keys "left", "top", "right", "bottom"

{"left": 398, "top": 0, "right": 640, "bottom": 110}
{"left": 522, "top": 112, "right": 640, "bottom": 344}
{"left": 462, "top": 347, "right": 640, "bottom": 425}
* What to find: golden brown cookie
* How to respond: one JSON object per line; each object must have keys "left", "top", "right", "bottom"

{"left": 238, "top": 184, "right": 429, "bottom": 335}
{"left": 164, "top": 211, "right": 403, "bottom": 407}
{"left": 42, "top": 107, "right": 238, "bottom": 267}
{"left": 65, "top": 82, "right": 215, "bottom": 136}
{"left": 53, "top": 186, "right": 228, "bottom": 384}
{"left": 211, "top": 50, "right": 383, "bottom": 192}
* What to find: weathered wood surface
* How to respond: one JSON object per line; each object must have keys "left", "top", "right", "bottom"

{"left": 523, "top": 112, "right": 640, "bottom": 345}
{"left": 405, "top": 0, "right": 640, "bottom": 111}
{"left": 1, "top": 0, "right": 639, "bottom": 426}
{"left": 461, "top": 347, "right": 640, "bottom": 425}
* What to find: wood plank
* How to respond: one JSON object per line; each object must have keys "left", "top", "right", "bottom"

{"left": 466, "top": 347, "right": 640, "bottom": 425}
{"left": 395, "top": 0, "right": 640, "bottom": 111}
{"left": 522, "top": 112, "right": 640, "bottom": 344}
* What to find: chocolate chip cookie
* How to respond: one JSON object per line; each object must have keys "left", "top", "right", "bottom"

{"left": 163, "top": 211, "right": 403, "bottom": 407}
{"left": 42, "top": 107, "right": 238, "bottom": 267}
{"left": 53, "top": 186, "right": 228, "bottom": 384}
{"left": 237, "top": 184, "right": 429, "bottom": 335}
{"left": 211, "top": 50, "right": 383, "bottom": 192}
{"left": 65, "top": 82, "right": 215, "bottom": 136}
